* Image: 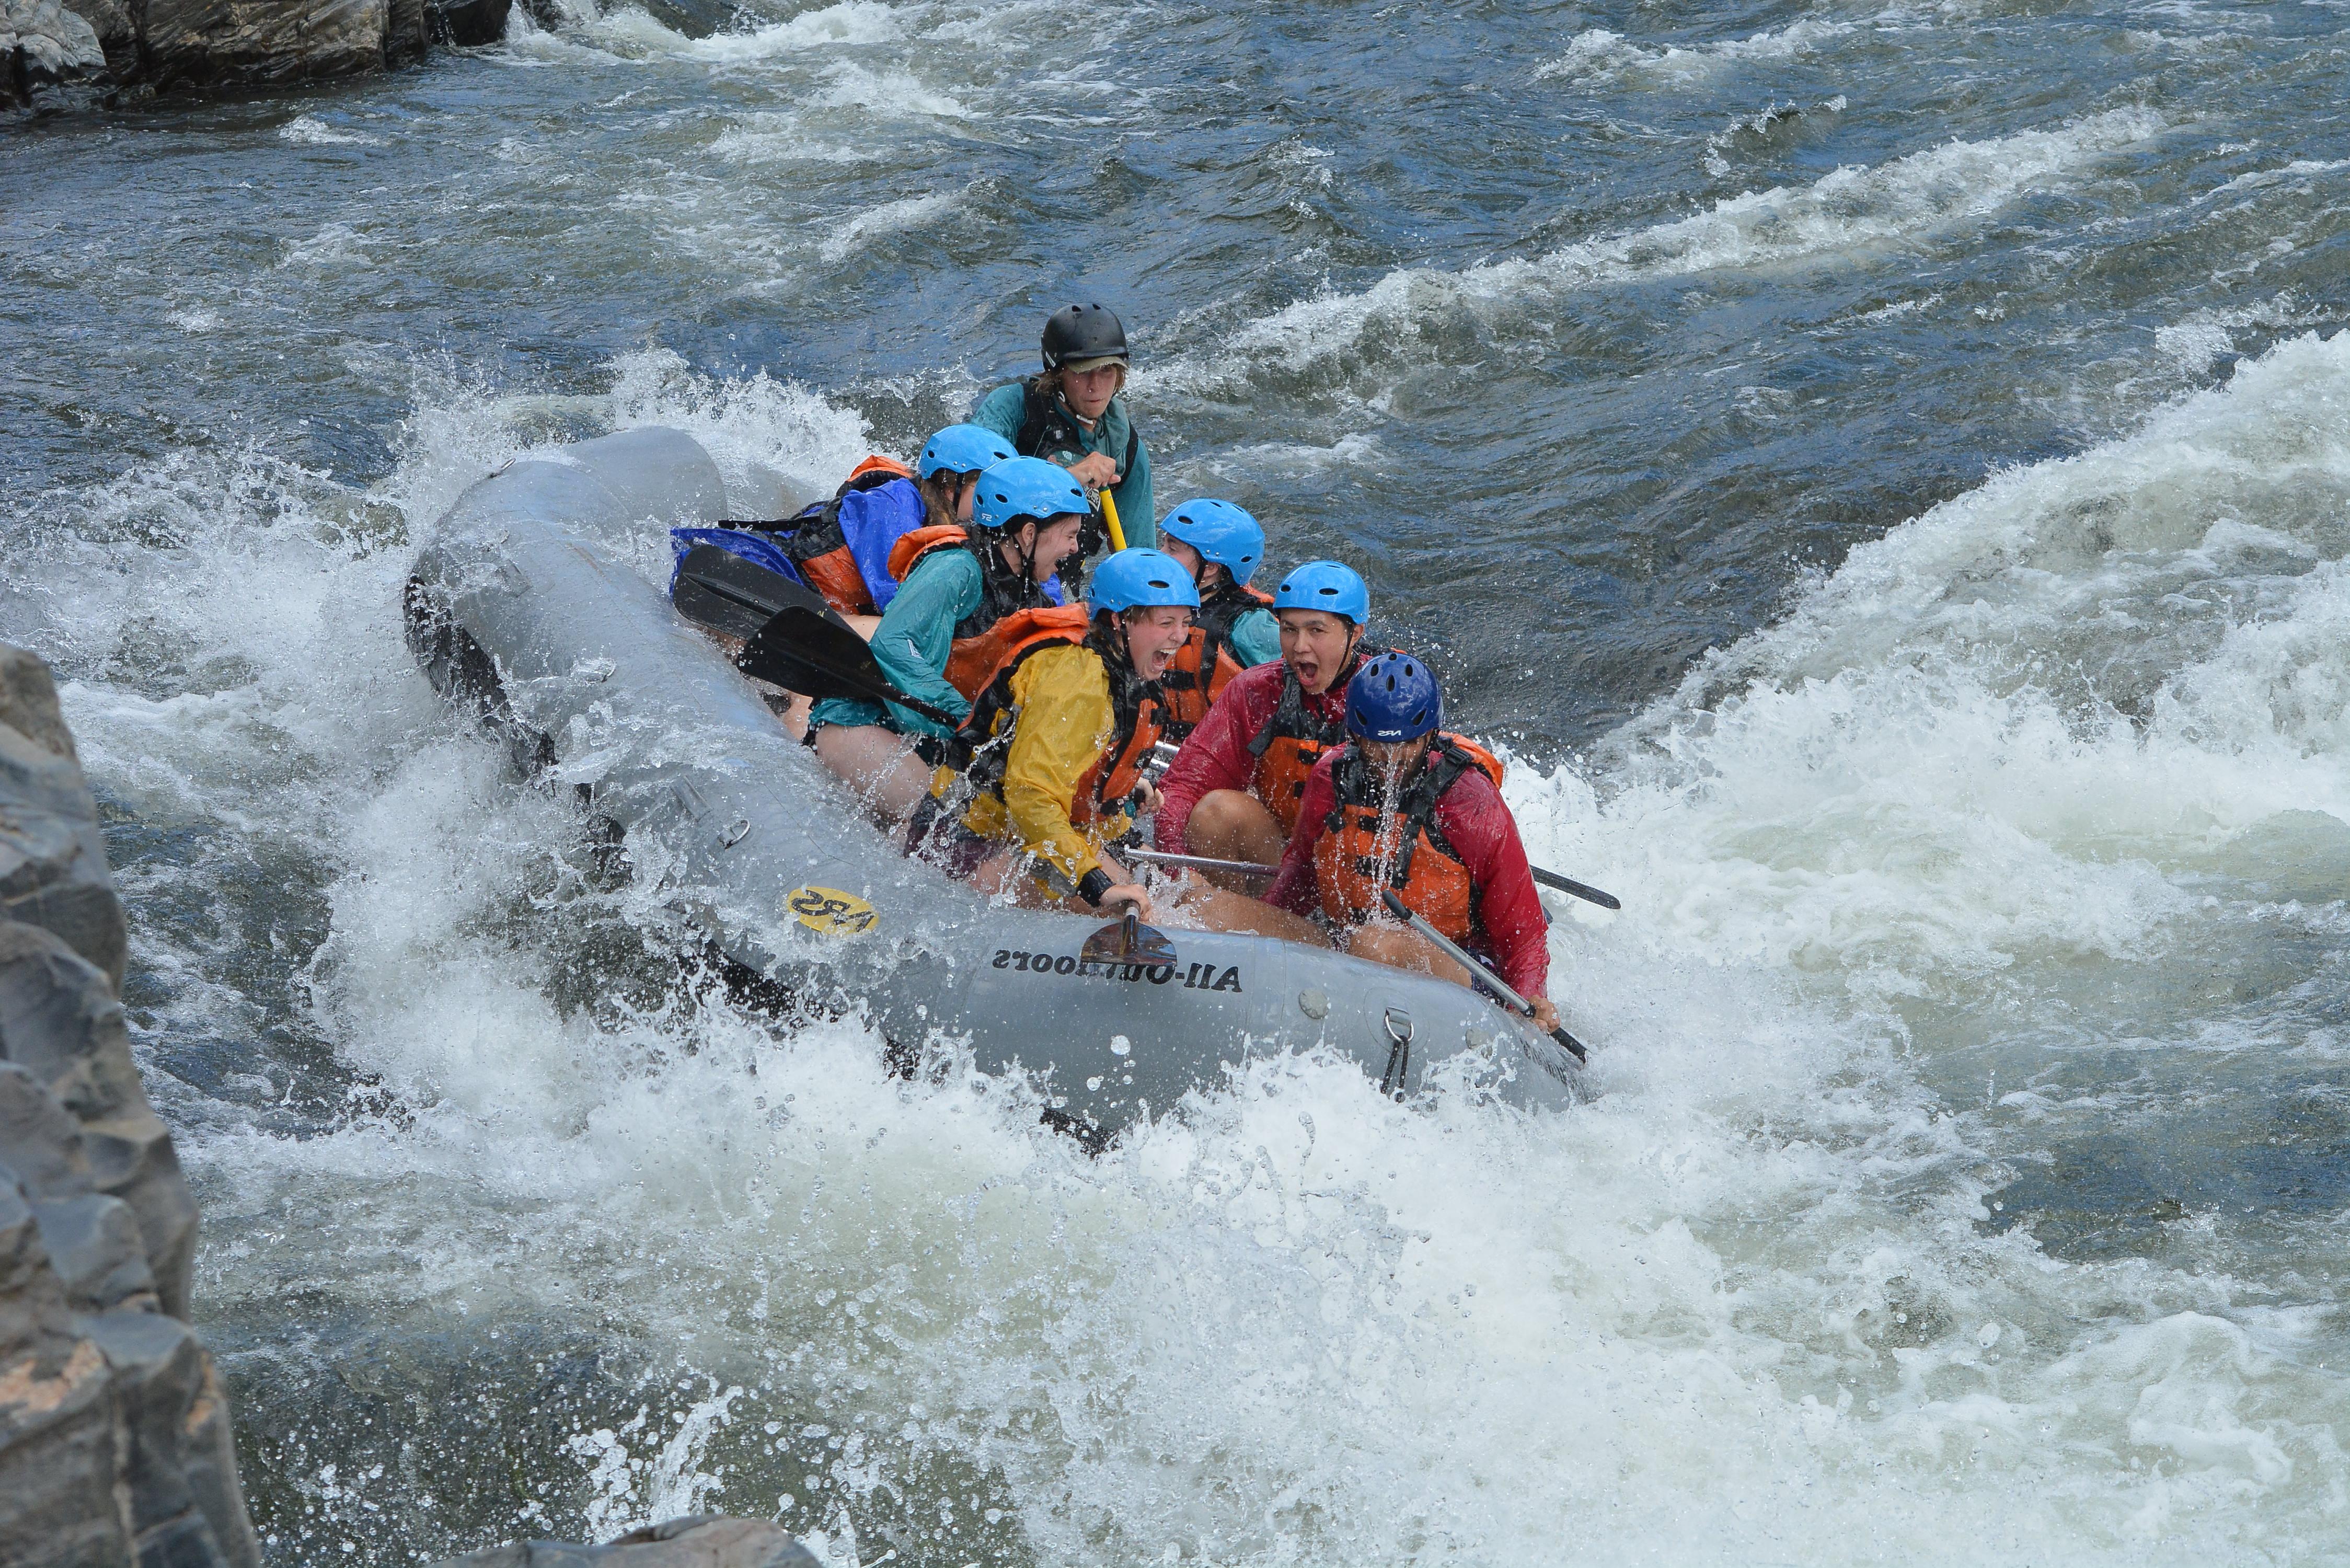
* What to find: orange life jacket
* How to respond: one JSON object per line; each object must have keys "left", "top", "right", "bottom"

{"left": 961, "top": 626, "right": 1168, "bottom": 827}
{"left": 1311, "top": 736, "right": 1507, "bottom": 947}
{"left": 1159, "top": 581, "right": 1275, "bottom": 732}
{"left": 884, "top": 525, "right": 1070, "bottom": 699}
{"left": 755, "top": 456, "right": 922, "bottom": 616}
{"left": 1244, "top": 647, "right": 1373, "bottom": 835}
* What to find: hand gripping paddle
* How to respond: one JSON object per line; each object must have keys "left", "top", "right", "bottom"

{"left": 1380, "top": 889, "right": 1587, "bottom": 1064}
{"left": 671, "top": 545, "right": 963, "bottom": 729}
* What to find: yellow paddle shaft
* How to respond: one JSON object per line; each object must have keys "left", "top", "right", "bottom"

{"left": 1099, "top": 486, "right": 1127, "bottom": 552}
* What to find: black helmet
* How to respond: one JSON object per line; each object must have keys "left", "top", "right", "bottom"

{"left": 1041, "top": 303, "right": 1130, "bottom": 371}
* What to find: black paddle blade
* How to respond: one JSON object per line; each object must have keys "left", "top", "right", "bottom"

{"left": 1530, "top": 866, "right": 1621, "bottom": 911}
{"left": 672, "top": 544, "right": 845, "bottom": 640}
{"left": 736, "top": 606, "right": 964, "bottom": 729}
{"left": 1550, "top": 1025, "right": 1589, "bottom": 1064}
{"left": 1080, "top": 912, "right": 1177, "bottom": 967}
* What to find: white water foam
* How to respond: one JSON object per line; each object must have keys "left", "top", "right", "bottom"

{"left": 279, "top": 114, "right": 387, "bottom": 146}
{"left": 279, "top": 221, "right": 375, "bottom": 269}
{"left": 1154, "top": 106, "right": 2168, "bottom": 395}
{"left": 1537, "top": 17, "right": 1858, "bottom": 84}
{"left": 18, "top": 334, "right": 2350, "bottom": 1561}
{"left": 814, "top": 190, "right": 961, "bottom": 261}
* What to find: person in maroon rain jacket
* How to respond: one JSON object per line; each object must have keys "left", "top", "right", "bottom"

{"left": 1263, "top": 652, "right": 1557, "bottom": 1030}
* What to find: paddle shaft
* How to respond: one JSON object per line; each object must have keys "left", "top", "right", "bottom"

{"left": 1530, "top": 866, "right": 1621, "bottom": 909}
{"left": 1100, "top": 488, "right": 1127, "bottom": 552}
{"left": 1127, "top": 848, "right": 1276, "bottom": 879}
{"left": 1130, "top": 840, "right": 1618, "bottom": 910}
{"left": 1378, "top": 889, "right": 1587, "bottom": 1063}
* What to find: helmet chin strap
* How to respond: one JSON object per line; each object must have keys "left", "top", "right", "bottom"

{"left": 1002, "top": 523, "right": 1038, "bottom": 582}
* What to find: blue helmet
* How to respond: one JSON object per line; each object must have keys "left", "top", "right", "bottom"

{"left": 972, "top": 456, "right": 1090, "bottom": 532}
{"left": 1271, "top": 560, "right": 1369, "bottom": 624}
{"left": 1159, "top": 499, "right": 1265, "bottom": 587}
{"left": 918, "top": 423, "right": 1016, "bottom": 480}
{"left": 1088, "top": 548, "right": 1202, "bottom": 615}
{"left": 1346, "top": 651, "right": 1441, "bottom": 743}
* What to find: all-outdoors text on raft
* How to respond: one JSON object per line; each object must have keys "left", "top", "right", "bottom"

{"left": 993, "top": 950, "right": 1245, "bottom": 990}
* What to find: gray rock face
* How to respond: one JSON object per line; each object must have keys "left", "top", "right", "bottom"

{"left": 427, "top": 0, "right": 504, "bottom": 46}
{"left": 435, "top": 1516, "right": 823, "bottom": 1568}
{"left": 0, "top": 643, "right": 260, "bottom": 1568}
{"left": 5, "top": 0, "right": 510, "bottom": 107}
{"left": 142, "top": 0, "right": 392, "bottom": 86}
{"left": 0, "top": 650, "right": 126, "bottom": 994}
{"left": 59, "top": 0, "right": 130, "bottom": 61}
{"left": 1, "top": 0, "right": 105, "bottom": 91}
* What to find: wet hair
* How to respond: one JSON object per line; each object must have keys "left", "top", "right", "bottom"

{"left": 917, "top": 470, "right": 969, "bottom": 529}
{"left": 1035, "top": 363, "right": 1128, "bottom": 405}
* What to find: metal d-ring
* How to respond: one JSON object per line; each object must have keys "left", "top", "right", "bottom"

{"left": 1378, "top": 1006, "right": 1414, "bottom": 1099}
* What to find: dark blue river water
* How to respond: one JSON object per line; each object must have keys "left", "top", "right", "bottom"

{"left": 6, "top": 0, "right": 2350, "bottom": 1561}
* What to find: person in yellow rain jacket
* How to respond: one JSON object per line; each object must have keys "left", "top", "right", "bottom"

{"left": 906, "top": 548, "right": 1318, "bottom": 938}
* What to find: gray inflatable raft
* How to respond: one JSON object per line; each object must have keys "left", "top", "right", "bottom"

{"left": 401, "top": 426, "right": 1582, "bottom": 1132}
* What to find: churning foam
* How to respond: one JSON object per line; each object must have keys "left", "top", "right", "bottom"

{"left": 1537, "top": 17, "right": 1857, "bottom": 84}
{"left": 19, "top": 333, "right": 2350, "bottom": 1562}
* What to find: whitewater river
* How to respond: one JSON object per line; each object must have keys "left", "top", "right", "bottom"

{"left": 6, "top": 0, "right": 2350, "bottom": 1560}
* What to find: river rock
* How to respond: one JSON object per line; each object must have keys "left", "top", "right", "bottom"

{"left": 0, "top": 647, "right": 125, "bottom": 994}
{"left": 141, "top": 0, "right": 398, "bottom": 86}
{"left": 59, "top": 0, "right": 129, "bottom": 61}
{"left": 1, "top": 0, "right": 104, "bottom": 118}
{"left": 435, "top": 1516, "right": 823, "bottom": 1568}
{"left": 429, "top": 0, "right": 505, "bottom": 45}
{"left": 0, "top": 643, "right": 260, "bottom": 1568}
{"left": 10, "top": 0, "right": 510, "bottom": 104}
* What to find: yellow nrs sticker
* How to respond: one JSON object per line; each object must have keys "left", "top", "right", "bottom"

{"left": 786, "top": 885, "right": 877, "bottom": 937}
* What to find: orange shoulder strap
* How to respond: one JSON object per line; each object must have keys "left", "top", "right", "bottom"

{"left": 887, "top": 524, "right": 969, "bottom": 583}
{"left": 1437, "top": 733, "right": 1506, "bottom": 790}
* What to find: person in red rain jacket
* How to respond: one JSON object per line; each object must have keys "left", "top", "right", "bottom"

{"left": 1155, "top": 560, "right": 1374, "bottom": 879}
{"left": 1264, "top": 651, "right": 1558, "bottom": 1030}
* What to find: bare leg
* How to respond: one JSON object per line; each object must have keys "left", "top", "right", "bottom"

{"left": 964, "top": 850, "right": 1306, "bottom": 943}
{"left": 840, "top": 612, "right": 882, "bottom": 641}
{"left": 1178, "top": 789, "right": 1290, "bottom": 890}
{"left": 1340, "top": 921, "right": 1474, "bottom": 989}
{"left": 811, "top": 724, "right": 936, "bottom": 824}
{"left": 1158, "top": 881, "right": 1325, "bottom": 942}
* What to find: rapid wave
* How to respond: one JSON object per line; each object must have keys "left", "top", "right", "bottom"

{"left": 1149, "top": 106, "right": 2168, "bottom": 397}
{"left": 1564, "top": 331, "right": 2350, "bottom": 1002}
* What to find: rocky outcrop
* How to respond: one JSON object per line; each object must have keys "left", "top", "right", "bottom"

{"left": 0, "top": 644, "right": 261, "bottom": 1568}
{"left": 3, "top": 0, "right": 509, "bottom": 110}
{"left": 435, "top": 1516, "right": 822, "bottom": 1568}
{"left": 2, "top": 0, "right": 107, "bottom": 104}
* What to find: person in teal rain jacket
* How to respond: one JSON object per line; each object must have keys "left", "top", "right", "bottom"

{"left": 807, "top": 457, "right": 1090, "bottom": 824}
{"left": 971, "top": 303, "right": 1155, "bottom": 547}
